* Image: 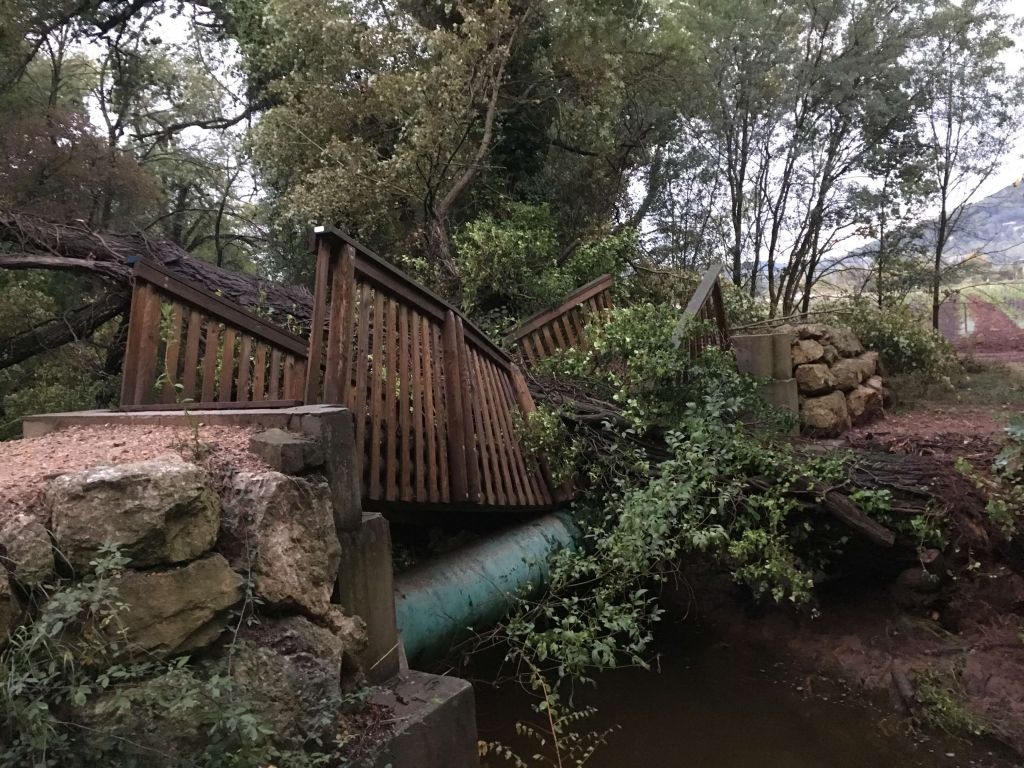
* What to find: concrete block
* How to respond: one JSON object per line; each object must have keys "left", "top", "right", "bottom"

{"left": 368, "top": 671, "right": 479, "bottom": 768}
{"left": 771, "top": 331, "right": 794, "bottom": 380}
{"left": 759, "top": 379, "right": 800, "bottom": 435}
{"left": 336, "top": 513, "right": 400, "bottom": 683}
{"left": 732, "top": 334, "right": 774, "bottom": 379}
{"left": 249, "top": 428, "right": 324, "bottom": 474}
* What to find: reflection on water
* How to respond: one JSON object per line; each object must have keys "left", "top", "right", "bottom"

{"left": 472, "top": 621, "right": 1012, "bottom": 768}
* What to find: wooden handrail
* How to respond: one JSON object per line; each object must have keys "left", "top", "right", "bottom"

{"left": 506, "top": 274, "right": 615, "bottom": 343}
{"left": 673, "top": 263, "right": 730, "bottom": 351}
{"left": 313, "top": 226, "right": 511, "bottom": 370}
{"left": 133, "top": 259, "right": 308, "bottom": 358}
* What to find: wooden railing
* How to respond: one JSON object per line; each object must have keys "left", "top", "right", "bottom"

{"left": 121, "top": 259, "right": 308, "bottom": 409}
{"left": 305, "top": 226, "right": 554, "bottom": 511}
{"left": 505, "top": 274, "right": 614, "bottom": 363}
{"left": 673, "top": 263, "right": 730, "bottom": 354}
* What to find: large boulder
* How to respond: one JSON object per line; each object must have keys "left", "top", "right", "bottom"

{"left": 831, "top": 358, "right": 866, "bottom": 392}
{"left": 791, "top": 339, "right": 825, "bottom": 366}
{"left": 47, "top": 456, "right": 219, "bottom": 571}
{"left": 801, "top": 391, "right": 851, "bottom": 436}
{"left": 846, "top": 385, "right": 883, "bottom": 425}
{"left": 220, "top": 472, "right": 341, "bottom": 618}
{"left": 795, "top": 323, "right": 829, "bottom": 340}
{"left": 112, "top": 554, "right": 242, "bottom": 658}
{"left": 795, "top": 363, "right": 836, "bottom": 395}
{"left": 857, "top": 351, "right": 880, "bottom": 377}
{"left": 0, "top": 514, "right": 55, "bottom": 587}
{"left": 1, "top": 570, "right": 23, "bottom": 646}
{"left": 828, "top": 327, "right": 865, "bottom": 358}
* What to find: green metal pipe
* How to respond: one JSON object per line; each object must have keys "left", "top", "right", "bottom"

{"left": 394, "top": 514, "right": 579, "bottom": 665}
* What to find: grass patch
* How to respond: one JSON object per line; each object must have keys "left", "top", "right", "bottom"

{"left": 890, "top": 362, "right": 1024, "bottom": 410}
{"left": 913, "top": 667, "right": 988, "bottom": 737}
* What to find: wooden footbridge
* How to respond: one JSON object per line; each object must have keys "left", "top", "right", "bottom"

{"left": 119, "top": 225, "right": 729, "bottom": 515}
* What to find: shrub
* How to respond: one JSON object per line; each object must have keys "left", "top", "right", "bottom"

{"left": 821, "top": 299, "right": 959, "bottom": 376}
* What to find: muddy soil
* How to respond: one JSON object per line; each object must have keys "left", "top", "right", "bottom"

{"left": 940, "top": 295, "right": 1024, "bottom": 355}
{"left": 692, "top": 353, "right": 1024, "bottom": 759}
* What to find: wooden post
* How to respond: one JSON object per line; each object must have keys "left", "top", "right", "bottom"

{"left": 121, "top": 281, "right": 162, "bottom": 407}
{"left": 304, "top": 233, "right": 332, "bottom": 403}
{"left": 455, "top": 316, "right": 482, "bottom": 503}
{"left": 442, "top": 310, "right": 469, "bottom": 503}
{"left": 323, "top": 243, "right": 356, "bottom": 404}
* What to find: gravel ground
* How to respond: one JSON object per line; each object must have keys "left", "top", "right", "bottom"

{"left": 0, "top": 424, "right": 270, "bottom": 524}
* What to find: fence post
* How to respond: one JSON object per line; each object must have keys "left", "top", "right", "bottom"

{"left": 304, "top": 233, "right": 333, "bottom": 404}
{"left": 324, "top": 243, "right": 355, "bottom": 403}
{"left": 120, "top": 279, "right": 161, "bottom": 407}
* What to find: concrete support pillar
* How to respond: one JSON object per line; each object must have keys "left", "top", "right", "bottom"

{"left": 772, "top": 330, "right": 795, "bottom": 380}
{"left": 732, "top": 334, "right": 775, "bottom": 379}
{"left": 335, "top": 512, "right": 401, "bottom": 683}
{"left": 369, "top": 671, "right": 479, "bottom": 768}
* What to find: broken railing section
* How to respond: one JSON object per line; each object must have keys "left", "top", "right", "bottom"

{"left": 505, "top": 274, "right": 615, "bottom": 362}
{"left": 303, "top": 226, "right": 556, "bottom": 512}
{"left": 507, "top": 264, "right": 731, "bottom": 366}
{"left": 673, "top": 263, "right": 731, "bottom": 355}
{"left": 120, "top": 258, "right": 308, "bottom": 410}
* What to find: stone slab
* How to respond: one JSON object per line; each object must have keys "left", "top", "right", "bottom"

{"left": 368, "top": 671, "right": 479, "bottom": 768}
{"left": 21, "top": 405, "right": 349, "bottom": 439}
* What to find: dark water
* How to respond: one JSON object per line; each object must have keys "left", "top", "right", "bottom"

{"left": 472, "top": 621, "right": 1014, "bottom": 768}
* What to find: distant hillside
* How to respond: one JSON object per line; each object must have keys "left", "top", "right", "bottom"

{"left": 939, "top": 181, "right": 1024, "bottom": 264}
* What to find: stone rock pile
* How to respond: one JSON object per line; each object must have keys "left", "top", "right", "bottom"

{"left": 777, "top": 323, "right": 891, "bottom": 437}
{"left": 0, "top": 444, "right": 368, "bottom": 757}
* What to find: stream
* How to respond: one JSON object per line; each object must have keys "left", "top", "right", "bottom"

{"left": 472, "top": 620, "right": 1015, "bottom": 768}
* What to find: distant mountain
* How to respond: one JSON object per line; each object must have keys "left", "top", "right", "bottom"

{"left": 939, "top": 181, "right": 1024, "bottom": 264}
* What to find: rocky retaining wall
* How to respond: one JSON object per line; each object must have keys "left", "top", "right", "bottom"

{"left": 0, "top": 428, "right": 371, "bottom": 762}
{"left": 775, "top": 323, "right": 892, "bottom": 437}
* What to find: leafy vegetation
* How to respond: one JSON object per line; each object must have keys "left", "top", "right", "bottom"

{"left": 0, "top": 548, "right": 369, "bottom": 768}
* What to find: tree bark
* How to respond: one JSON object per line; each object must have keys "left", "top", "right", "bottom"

{"left": 0, "top": 290, "right": 129, "bottom": 370}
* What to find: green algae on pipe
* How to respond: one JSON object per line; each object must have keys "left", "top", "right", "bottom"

{"left": 394, "top": 513, "right": 579, "bottom": 665}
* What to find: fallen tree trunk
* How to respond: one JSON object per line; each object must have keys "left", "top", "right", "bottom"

{"left": 0, "top": 213, "right": 315, "bottom": 329}
{"left": 0, "top": 290, "right": 130, "bottom": 370}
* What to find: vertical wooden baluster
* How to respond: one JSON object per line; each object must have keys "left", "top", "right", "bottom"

{"left": 431, "top": 324, "right": 450, "bottom": 502}
{"left": 419, "top": 316, "right": 437, "bottom": 502}
{"left": 181, "top": 309, "right": 202, "bottom": 401}
{"left": 398, "top": 305, "right": 412, "bottom": 501}
{"left": 253, "top": 343, "right": 267, "bottom": 400}
{"left": 269, "top": 349, "right": 281, "bottom": 400}
{"left": 352, "top": 283, "right": 372, "bottom": 491}
{"left": 442, "top": 311, "right": 468, "bottom": 503}
{"left": 454, "top": 317, "right": 482, "bottom": 503}
{"left": 368, "top": 292, "right": 386, "bottom": 500}
{"left": 218, "top": 328, "right": 236, "bottom": 402}
{"left": 200, "top": 322, "right": 219, "bottom": 404}
{"left": 510, "top": 364, "right": 557, "bottom": 504}
{"left": 550, "top": 318, "right": 567, "bottom": 350}
{"left": 160, "top": 303, "right": 184, "bottom": 403}
{"left": 411, "top": 311, "right": 426, "bottom": 501}
{"left": 469, "top": 350, "right": 498, "bottom": 505}
{"left": 236, "top": 335, "right": 252, "bottom": 401}
{"left": 487, "top": 362, "right": 529, "bottom": 505}
{"left": 385, "top": 297, "right": 400, "bottom": 501}
{"left": 473, "top": 353, "right": 506, "bottom": 505}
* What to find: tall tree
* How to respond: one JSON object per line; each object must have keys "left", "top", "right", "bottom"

{"left": 912, "top": 0, "right": 1023, "bottom": 328}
